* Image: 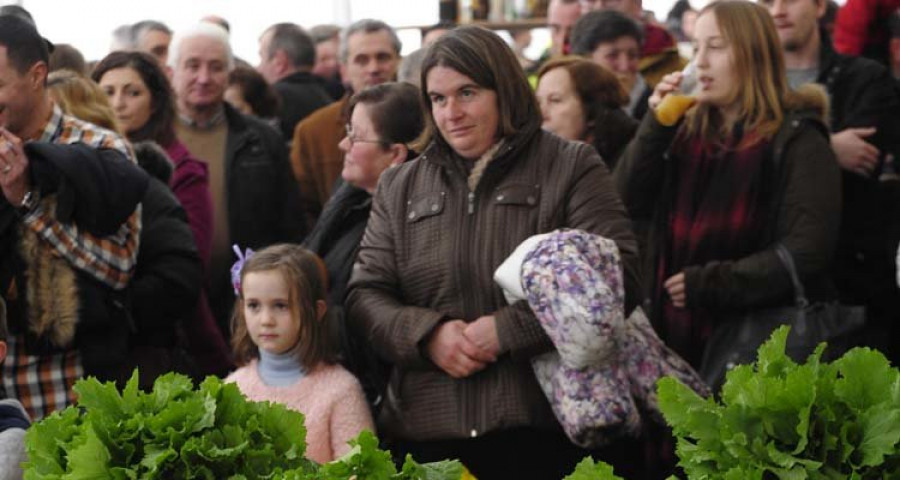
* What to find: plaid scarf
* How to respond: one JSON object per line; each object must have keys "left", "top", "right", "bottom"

{"left": 656, "top": 130, "right": 774, "bottom": 366}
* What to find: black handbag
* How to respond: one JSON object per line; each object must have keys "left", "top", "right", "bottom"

{"left": 699, "top": 244, "right": 866, "bottom": 392}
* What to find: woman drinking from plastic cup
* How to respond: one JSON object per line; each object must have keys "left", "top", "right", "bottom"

{"left": 615, "top": 0, "right": 842, "bottom": 369}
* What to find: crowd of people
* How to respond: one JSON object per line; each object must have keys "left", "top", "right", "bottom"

{"left": 0, "top": 0, "right": 898, "bottom": 478}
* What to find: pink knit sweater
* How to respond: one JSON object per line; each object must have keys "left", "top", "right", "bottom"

{"left": 225, "top": 360, "right": 374, "bottom": 464}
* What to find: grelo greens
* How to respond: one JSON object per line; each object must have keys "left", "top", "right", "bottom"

{"left": 22, "top": 371, "right": 466, "bottom": 479}
{"left": 658, "top": 326, "right": 900, "bottom": 479}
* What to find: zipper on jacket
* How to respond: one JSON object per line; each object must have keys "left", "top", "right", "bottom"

{"left": 457, "top": 179, "right": 480, "bottom": 437}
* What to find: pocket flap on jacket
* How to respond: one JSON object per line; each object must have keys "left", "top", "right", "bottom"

{"left": 493, "top": 184, "right": 540, "bottom": 206}
{"left": 406, "top": 192, "right": 445, "bottom": 223}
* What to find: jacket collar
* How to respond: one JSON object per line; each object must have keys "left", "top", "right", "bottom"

{"left": 423, "top": 117, "right": 542, "bottom": 188}
{"left": 277, "top": 70, "right": 320, "bottom": 86}
{"left": 178, "top": 104, "right": 226, "bottom": 130}
{"left": 816, "top": 28, "right": 841, "bottom": 82}
{"left": 36, "top": 103, "right": 65, "bottom": 143}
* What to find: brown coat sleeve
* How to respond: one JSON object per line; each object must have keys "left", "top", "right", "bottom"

{"left": 345, "top": 166, "right": 445, "bottom": 369}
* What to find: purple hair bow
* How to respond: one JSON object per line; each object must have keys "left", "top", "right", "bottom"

{"left": 231, "top": 244, "right": 255, "bottom": 296}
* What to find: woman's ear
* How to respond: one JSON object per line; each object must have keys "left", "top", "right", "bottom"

{"left": 315, "top": 299, "right": 328, "bottom": 322}
{"left": 388, "top": 143, "right": 408, "bottom": 166}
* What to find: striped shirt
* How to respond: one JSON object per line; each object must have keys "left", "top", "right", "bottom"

{"left": 3, "top": 104, "right": 141, "bottom": 419}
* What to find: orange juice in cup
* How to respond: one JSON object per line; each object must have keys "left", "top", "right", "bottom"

{"left": 656, "top": 94, "right": 697, "bottom": 126}
{"left": 655, "top": 62, "right": 698, "bottom": 126}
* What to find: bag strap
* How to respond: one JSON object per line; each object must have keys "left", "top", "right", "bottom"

{"left": 774, "top": 244, "right": 809, "bottom": 309}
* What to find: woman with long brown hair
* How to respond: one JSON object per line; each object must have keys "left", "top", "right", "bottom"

{"left": 616, "top": 0, "right": 841, "bottom": 368}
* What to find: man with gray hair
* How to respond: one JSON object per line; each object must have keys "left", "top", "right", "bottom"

{"left": 309, "top": 24, "right": 345, "bottom": 100}
{"left": 170, "top": 23, "right": 305, "bottom": 337}
{"left": 257, "top": 23, "right": 332, "bottom": 141}
{"left": 132, "top": 20, "right": 172, "bottom": 66}
{"left": 290, "top": 19, "right": 401, "bottom": 226}
{"left": 110, "top": 24, "right": 134, "bottom": 52}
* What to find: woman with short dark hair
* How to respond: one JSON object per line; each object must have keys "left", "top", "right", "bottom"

{"left": 536, "top": 56, "right": 638, "bottom": 169}
{"left": 303, "top": 82, "right": 424, "bottom": 408}
{"left": 346, "top": 26, "right": 641, "bottom": 479}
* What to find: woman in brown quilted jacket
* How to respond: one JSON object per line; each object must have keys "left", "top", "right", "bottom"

{"left": 346, "top": 25, "right": 642, "bottom": 479}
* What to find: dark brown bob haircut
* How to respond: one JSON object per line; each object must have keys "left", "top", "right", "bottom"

{"left": 418, "top": 26, "right": 540, "bottom": 151}
{"left": 348, "top": 82, "right": 425, "bottom": 151}
{"left": 231, "top": 244, "right": 335, "bottom": 369}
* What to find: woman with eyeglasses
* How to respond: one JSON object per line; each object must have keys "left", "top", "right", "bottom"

{"left": 303, "top": 82, "right": 425, "bottom": 410}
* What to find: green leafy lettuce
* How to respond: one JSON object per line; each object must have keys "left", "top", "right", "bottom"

{"left": 658, "top": 326, "right": 900, "bottom": 479}
{"left": 23, "top": 372, "right": 468, "bottom": 479}
{"left": 563, "top": 457, "right": 625, "bottom": 480}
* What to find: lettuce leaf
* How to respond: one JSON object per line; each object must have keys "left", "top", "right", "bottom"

{"left": 658, "top": 326, "right": 900, "bottom": 479}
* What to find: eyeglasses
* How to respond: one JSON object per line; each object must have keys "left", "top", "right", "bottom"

{"left": 345, "top": 123, "right": 385, "bottom": 147}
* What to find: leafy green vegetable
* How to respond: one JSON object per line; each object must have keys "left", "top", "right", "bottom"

{"left": 23, "top": 371, "right": 471, "bottom": 479}
{"left": 658, "top": 326, "right": 900, "bottom": 479}
{"left": 563, "top": 457, "right": 624, "bottom": 480}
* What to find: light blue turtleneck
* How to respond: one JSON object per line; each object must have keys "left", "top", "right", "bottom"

{"left": 257, "top": 348, "right": 306, "bottom": 387}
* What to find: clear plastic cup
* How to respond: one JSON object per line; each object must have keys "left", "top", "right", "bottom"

{"left": 655, "top": 62, "right": 698, "bottom": 127}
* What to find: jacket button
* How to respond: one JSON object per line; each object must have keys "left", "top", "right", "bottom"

{"left": 496, "top": 195, "right": 505, "bottom": 201}
{"left": 470, "top": 429, "right": 478, "bottom": 438}
{"left": 527, "top": 196, "right": 536, "bottom": 205}
{"left": 792, "top": 120, "right": 800, "bottom": 127}
{"left": 431, "top": 204, "right": 439, "bottom": 212}
{"left": 408, "top": 211, "right": 416, "bottom": 220}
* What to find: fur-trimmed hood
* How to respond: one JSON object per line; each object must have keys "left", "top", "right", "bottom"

{"left": 785, "top": 82, "right": 831, "bottom": 127}
{"left": 132, "top": 141, "right": 174, "bottom": 184}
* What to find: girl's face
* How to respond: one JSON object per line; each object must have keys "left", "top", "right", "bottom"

{"left": 98, "top": 67, "right": 153, "bottom": 135}
{"left": 693, "top": 12, "right": 738, "bottom": 113}
{"left": 242, "top": 270, "right": 300, "bottom": 355}
{"left": 536, "top": 67, "right": 587, "bottom": 142}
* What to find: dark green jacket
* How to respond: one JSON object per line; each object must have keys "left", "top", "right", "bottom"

{"left": 615, "top": 87, "right": 841, "bottom": 319}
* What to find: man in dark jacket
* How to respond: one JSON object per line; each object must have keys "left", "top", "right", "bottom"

{"left": 762, "top": 0, "right": 900, "bottom": 361}
{"left": 0, "top": 15, "right": 149, "bottom": 419}
{"left": 171, "top": 22, "right": 306, "bottom": 338}
{"left": 290, "top": 20, "right": 401, "bottom": 228}
{"left": 257, "top": 23, "right": 333, "bottom": 142}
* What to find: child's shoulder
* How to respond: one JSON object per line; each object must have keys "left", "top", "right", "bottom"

{"left": 308, "top": 363, "right": 365, "bottom": 390}
{"left": 224, "top": 360, "right": 260, "bottom": 384}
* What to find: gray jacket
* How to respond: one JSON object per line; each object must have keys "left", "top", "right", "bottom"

{"left": 0, "top": 398, "right": 29, "bottom": 480}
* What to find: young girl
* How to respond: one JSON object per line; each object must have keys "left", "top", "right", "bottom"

{"left": 226, "top": 244, "right": 374, "bottom": 464}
